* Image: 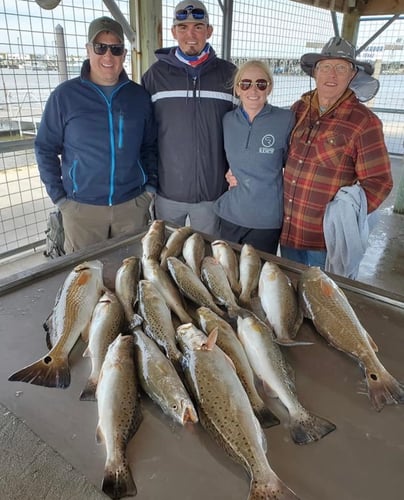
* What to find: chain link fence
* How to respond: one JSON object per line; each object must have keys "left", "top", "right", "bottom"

{"left": 0, "top": 0, "right": 403, "bottom": 258}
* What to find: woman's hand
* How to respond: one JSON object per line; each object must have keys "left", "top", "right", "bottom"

{"left": 225, "top": 169, "right": 238, "bottom": 189}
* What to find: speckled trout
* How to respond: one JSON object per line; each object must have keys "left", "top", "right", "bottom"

{"left": 160, "top": 225, "right": 194, "bottom": 270}
{"left": 196, "top": 306, "right": 279, "bottom": 429}
{"left": 137, "top": 279, "right": 183, "bottom": 371}
{"left": 131, "top": 315, "right": 198, "bottom": 425}
{"left": 80, "top": 290, "right": 125, "bottom": 401}
{"left": 238, "top": 244, "right": 262, "bottom": 309}
{"left": 114, "top": 256, "right": 141, "bottom": 323}
{"left": 9, "top": 260, "right": 104, "bottom": 388}
{"left": 237, "top": 310, "right": 336, "bottom": 445}
{"left": 298, "top": 266, "right": 404, "bottom": 412}
{"left": 96, "top": 333, "right": 142, "bottom": 499}
{"left": 176, "top": 323, "right": 299, "bottom": 500}
{"left": 259, "top": 261, "right": 304, "bottom": 345}
{"left": 211, "top": 239, "right": 241, "bottom": 295}
{"left": 167, "top": 256, "right": 225, "bottom": 317}
{"left": 182, "top": 232, "right": 206, "bottom": 277}
{"left": 141, "top": 219, "right": 166, "bottom": 261}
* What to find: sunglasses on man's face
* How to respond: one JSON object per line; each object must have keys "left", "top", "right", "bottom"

{"left": 175, "top": 7, "right": 206, "bottom": 21}
{"left": 237, "top": 79, "right": 270, "bottom": 91}
{"left": 92, "top": 43, "right": 125, "bottom": 56}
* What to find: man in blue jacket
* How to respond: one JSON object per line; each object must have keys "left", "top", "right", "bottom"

{"left": 35, "top": 16, "right": 157, "bottom": 253}
{"left": 142, "top": 1, "right": 237, "bottom": 236}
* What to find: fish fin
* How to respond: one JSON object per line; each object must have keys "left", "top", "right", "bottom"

{"left": 320, "top": 278, "right": 335, "bottom": 298}
{"left": 130, "top": 313, "right": 144, "bottom": 331}
{"left": 102, "top": 458, "right": 137, "bottom": 499}
{"left": 248, "top": 474, "right": 300, "bottom": 500}
{"left": 82, "top": 346, "right": 90, "bottom": 357}
{"left": 238, "top": 293, "right": 252, "bottom": 309}
{"left": 253, "top": 405, "right": 280, "bottom": 429}
{"left": 201, "top": 327, "right": 218, "bottom": 351}
{"left": 95, "top": 424, "right": 104, "bottom": 444}
{"left": 289, "top": 411, "right": 336, "bottom": 445}
{"left": 80, "top": 323, "right": 90, "bottom": 343}
{"left": 274, "top": 338, "right": 314, "bottom": 347}
{"left": 8, "top": 355, "right": 70, "bottom": 389}
{"left": 365, "top": 366, "right": 404, "bottom": 411}
{"left": 365, "top": 329, "right": 378, "bottom": 352}
{"left": 260, "top": 379, "right": 278, "bottom": 399}
{"left": 79, "top": 378, "right": 97, "bottom": 401}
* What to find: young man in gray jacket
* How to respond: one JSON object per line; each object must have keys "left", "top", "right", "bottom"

{"left": 142, "top": 1, "right": 237, "bottom": 236}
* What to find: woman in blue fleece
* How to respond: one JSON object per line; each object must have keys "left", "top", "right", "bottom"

{"left": 214, "top": 60, "right": 295, "bottom": 254}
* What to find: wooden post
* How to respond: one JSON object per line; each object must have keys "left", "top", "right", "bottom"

{"left": 393, "top": 157, "right": 404, "bottom": 214}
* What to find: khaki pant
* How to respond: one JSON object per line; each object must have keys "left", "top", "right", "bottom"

{"left": 60, "top": 193, "right": 151, "bottom": 253}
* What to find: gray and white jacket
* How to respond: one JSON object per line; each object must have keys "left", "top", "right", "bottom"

{"left": 214, "top": 104, "right": 295, "bottom": 229}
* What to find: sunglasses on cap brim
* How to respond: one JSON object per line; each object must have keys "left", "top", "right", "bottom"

{"left": 175, "top": 8, "right": 206, "bottom": 21}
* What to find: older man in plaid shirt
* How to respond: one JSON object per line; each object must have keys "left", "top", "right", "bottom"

{"left": 280, "top": 37, "right": 392, "bottom": 271}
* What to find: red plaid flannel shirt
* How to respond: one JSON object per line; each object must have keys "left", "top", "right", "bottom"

{"left": 280, "top": 90, "right": 392, "bottom": 250}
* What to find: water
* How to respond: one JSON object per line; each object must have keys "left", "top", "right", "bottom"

{"left": 0, "top": 69, "right": 403, "bottom": 154}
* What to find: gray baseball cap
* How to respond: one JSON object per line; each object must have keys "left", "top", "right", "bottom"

{"left": 173, "top": 1, "right": 209, "bottom": 26}
{"left": 88, "top": 16, "right": 124, "bottom": 43}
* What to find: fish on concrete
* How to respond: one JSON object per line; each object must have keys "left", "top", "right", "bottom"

{"left": 201, "top": 256, "right": 243, "bottom": 318}
{"left": 131, "top": 314, "right": 198, "bottom": 425}
{"left": 80, "top": 290, "right": 125, "bottom": 401}
{"left": 182, "top": 232, "right": 206, "bottom": 277}
{"left": 160, "top": 225, "right": 194, "bottom": 270}
{"left": 114, "top": 256, "right": 141, "bottom": 323}
{"left": 211, "top": 239, "right": 241, "bottom": 296}
{"left": 196, "top": 306, "right": 279, "bottom": 429}
{"left": 96, "top": 333, "right": 142, "bottom": 499}
{"left": 141, "top": 219, "right": 166, "bottom": 261}
{"left": 297, "top": 266, "right": 404, "bottom": 412}
{"left": 176, "top": 323, "right": 299, "bottom": 500}
{"left": 137, "top": 279, "right": 183, "bottom": 371}
{"left": 141, "top": 257, "right": 192, "bottom": 324}
{"left": 167, "top": 256, "right": 225, "bottom": 317}
{"left": 237, "top": 310, "right": 336, "bottom": 445}
{"left": 259, "top": 261, "right": 304, "bottom": 345}
{"left": 8, "top": 260, "right": 104, "bottom": 389}
{"left": 238, "top": 244, "right": 262, "bottom": 309}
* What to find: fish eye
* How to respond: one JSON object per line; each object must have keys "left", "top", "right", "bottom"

{"left": 172, "top": 404, "right": 178, "bottom": 410}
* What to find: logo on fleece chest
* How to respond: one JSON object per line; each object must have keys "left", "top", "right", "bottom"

{"left": 259, "top": 134, "right": 275, "bottom": 154}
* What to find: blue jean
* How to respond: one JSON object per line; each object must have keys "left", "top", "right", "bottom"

{"left": 280, "top": 246, "right": 327, "bottom": 269}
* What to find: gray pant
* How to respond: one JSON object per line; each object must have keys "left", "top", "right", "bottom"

{"left": 60, "top": 193, "right": 151, "bottom": 253}
{"left": 155, "top": 195, "right": 220, "bottom": 237}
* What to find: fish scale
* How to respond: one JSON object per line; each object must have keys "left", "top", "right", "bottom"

{"left": 176, "top": 323, "right": 299, "bottom": 500}
{"left": 298, "top": 266, "right": 404, "bottom": 411}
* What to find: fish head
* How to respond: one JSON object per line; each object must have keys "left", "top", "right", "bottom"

{"left": 195, "top": 306, "right": 217, "bottom": 331}
{"left": 176, "top": 323, "right": 210, "bottom": 352}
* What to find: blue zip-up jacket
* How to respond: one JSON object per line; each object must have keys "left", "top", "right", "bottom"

{"left": 142, "top": 46, "right": 237, "bottom": 203}
{"left": 214, "top": 104, "right": 295, "bottom": 229}
{"left": 35, "top": 59, "right": 157, "bottom": 206}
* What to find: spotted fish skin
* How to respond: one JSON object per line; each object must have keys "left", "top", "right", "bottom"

{"left": 176, "top": 323, "right": 299, "bottom": 500}
{"left": 141, "top": 219, "right": 166, "bottom": 261}
{"left": 132, "top": 319, "right": 198, "bottom": 425}
{"left": 96, "top": 333, "right": 142, "bottom": 499}
{"left": 167, "top": 256, "right": 225, "bottom": 317}
{"left": 8, "top": 260, "right": 104, "bottom": 389}
{"left": 182, "top": 232, "right": 206, "bottom": 277}
{"left": 238, "top": 243, "right": 262, "bottom": 309}
{"left": 298, "top": 266, "right": 404, "bottom": 412}
{"left": 196, "top": 306, "right": 279, "bottom": 429}
{"left": 114, "top": 256, "right": 141, "bottom": 323}
{"left": 160, "top": 225, "right": 194, "bottom": 270}
{"left": 259, "top": 261, "right": 303, "bottom": 344}
{"left": 211, "top": 239, "right": 241, "bottom": 295}
{"left": 80, "top": 290, "right": 124, "bottom": 401}
{"left": 237, "top": 310, "right": 336, "bottom": 445}
{"left": 137, "top": 279, "right": 183, "bottom": 371}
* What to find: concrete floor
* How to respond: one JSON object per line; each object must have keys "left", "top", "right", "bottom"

{"left": 0, "top": 156, "right": 403, "bottom": 500}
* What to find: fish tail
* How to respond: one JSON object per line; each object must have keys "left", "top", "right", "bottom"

{"left": 8, "top": 356, "right": 70, "bottom": 388}
{"left": 238, "top": 293, "right": 252, "bottom": 309}
{"left": 79, "top": 378, "right": 98, "bottom": 401}
{"left": 253, "top": 405, "right": 280, "bottom": 429}
{"left": 366, "top": 366, "right": 404, "bottom": 411}
{"left": 102, "top": 458, "right": 137, "bottom": 499}
{"left": 248, "top": 474, "right": 300, "bottom": 499}
{"left": 289, "top": 409, "right": 336, "bottom": 445}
